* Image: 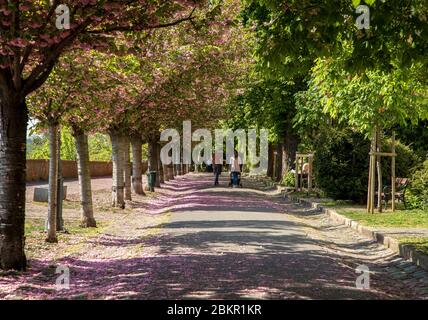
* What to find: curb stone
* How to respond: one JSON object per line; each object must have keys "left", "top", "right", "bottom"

{"left": 289, "top": 196, "right": 428, "bottom": 272}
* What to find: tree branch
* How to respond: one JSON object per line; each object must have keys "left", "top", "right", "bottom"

{"left": 22, "top": 18, "right": 93, "bottom": 95}
{"left": 87, "top": 7, "right": 197, "bottom": 34}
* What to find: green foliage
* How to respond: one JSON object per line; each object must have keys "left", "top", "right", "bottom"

{"left": 225, "top": 77, "right": 304, "bottom": 142}
{"left": 27, "top": 127, "right": 76, "bottom": 161}
{"left": 281, "top": 171, "right": 295, "bottom": 188}
{"left": 381, "top": 139, "right": 420, "bottom": 182}
{"left": 88, "top": 134, "right": 113, "bottom": 162}
{"left": 242, "top": 0, "right": 428, "bottom": 152}
{"left": 395, "top": 120, "right": 428, "bottom": 159}
{"left": 309, "top": 58, "right": 428, "bottom": 135}
{"left": 294, "top": 78, "right": 331, "bottom": 147}
{"left": 27, "top": 134, "right": 50, "bottom": 160}
{"left": 406, "top": 160, "right": 428, "bottom": 210}
{"left": 60, "top": 127, "right": 77, "bottom": 161}
{"left": 311, "top": 127, "right": 420, "bottom": 203}
{"left": 242, "top": 0, "right": 428, "bottom": 77}
{"left": 27, "top": 130, "right": 113, "bottom": 162}
{"left": 313, "top": 127, "right": 370, "bottom": 203}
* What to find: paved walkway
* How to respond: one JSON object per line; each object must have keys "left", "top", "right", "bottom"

{"left": 2, "top": 173, "right": 427, "bottom": 299}
{"left": 133, "top": 174, "right": 428, "bottom": 299}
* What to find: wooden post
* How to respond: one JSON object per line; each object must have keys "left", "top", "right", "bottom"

{"left": 370, "top": 153, "right": 376, "bottom": 214}
{"left": 376, "top": 127, "right": 383, "bottom": 213}
{"left": 308, "top": 155, "right": 313, "bottom": 193}
{"left": 295, "top": 156, "right": 299, "bottom": 192}
{"left": 369, "top": 129, "right": 377, "bottom": 214}
{"left": 391, "top": 132, "right": 396, "bottom": 212}
{"left": 300, "top": 156, "right": 304, "bottom": 192}
{"left": 367, "top": 139, "right": 373, "bottom": 213}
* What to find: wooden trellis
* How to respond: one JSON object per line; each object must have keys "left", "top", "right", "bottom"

{"left": 295, "top": 153, "right": 314, "bottom": 193}
{"left": 367, "top": 130, "right": 397, "bottom": 213}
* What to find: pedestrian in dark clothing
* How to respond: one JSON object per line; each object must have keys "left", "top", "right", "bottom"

{"left": 213, "top": 152, "right": 223, "bottom": 186}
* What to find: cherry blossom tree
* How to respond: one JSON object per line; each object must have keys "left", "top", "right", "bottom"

{"left": 0, "top": 0, "right": 207, "bottom": 270}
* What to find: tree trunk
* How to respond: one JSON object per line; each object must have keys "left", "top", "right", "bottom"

{"left": 157, "top": 143, "right": 164, "bottom": 184}
{"left": 148, "top": 139, "right": 160, "bottom": 188}
{"left": 0, "top": 96, "right": 28, "bottom": 270}
{"left": 124, "top": 137, "right": 132, "bottom": 201}
{"left": 367, "top": 128, "right": 377, "bottom": 214}
{"left": 163, "top": 165, "right": 169, "bottom": 182}
{"left": 168, "top": 164, "right": 174, "bottom": 180}
{"left": 154, "top": 143, "right": 161, "bottom": 188}
{"left": 281, "top": 144, "right": 287, "bottom": 178}
{"left": 284, "top": 130, "right": 299, "bottom": 175}
{"left": 46, "top": 122, "right": 59, "bottom": 243}
{"left": 56, "top": 132, "right": 64, "bottom": 232}
{"left": 267, "top": 142, "right": 274, "bottom": 178}
{"left": 131, "top": 136, "right": 145, "bottom": 195}
{"left": 74, "top": 130, "right": 96, "bottom": 228}
{"left": 274, "top": 143, "right": 283, "bottom": 182}
{"left": 110, "top": 132, "right": 125, "bottom": 209}
{"left": 147, "top": 140, "right": 157, "bottom": 171}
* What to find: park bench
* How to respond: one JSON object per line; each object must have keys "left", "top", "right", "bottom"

{"left": 380, "top": 177, "right": 409, "bottom": 210}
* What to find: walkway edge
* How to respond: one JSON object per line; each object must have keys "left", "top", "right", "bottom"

{"left": 288, "top": 196, "right": 428, "bottom": 272}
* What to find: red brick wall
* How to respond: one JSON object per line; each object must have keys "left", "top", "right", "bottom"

{"left": 26, "top": 160, "right": 148, "bottom": 182}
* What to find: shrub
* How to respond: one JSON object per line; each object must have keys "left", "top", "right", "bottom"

{"left": 281, "top": 171, "right": 295, "bottom": 187}
{"left": 312, "top": 128, "right": 370, "bottom": 203}
{"left": 381, "top": 139, "right": 420, "bottom": 182}
{"left": 406, "top": 160, "right": 428, "bottom": 210}
{"left": 312, "top": 128, "right": 420, "bottom": 204}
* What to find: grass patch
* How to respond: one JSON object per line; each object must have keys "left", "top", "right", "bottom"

{"left": 24, "top": 217, "right": 108, "bottom": 259}
{"left": 66, "top": 223, "right": 105, "bottom": 236}
{"left": 289, "top": 191, "right": 320, "bottom": 198}
{"left": 25, "top": 219, "right": 46, "bottom": 234}
{"left": 31, "top": 201, "right": 48, "bottom": 207}
{"left": 62, "top": 201, "right": 80, "bottom": 210}
{"left": 338, "top": 208, "right": 428, "bottom": 229}
{"left": 25, "top": 218, "right": 106, "bottom": 237}
{"left": 320, "top": 200, "right": 356, "bottom": 207}
{"left": 400, "top": 237, "right": 428, "bottom": 256}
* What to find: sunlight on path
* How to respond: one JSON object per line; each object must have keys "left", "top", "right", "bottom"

{"left": 1, "top": 173, "right": 425, "bottom": 299}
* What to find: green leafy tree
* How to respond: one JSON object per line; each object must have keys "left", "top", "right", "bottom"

{"left": 241, "top": 0, "right": 428, "bottom": 77}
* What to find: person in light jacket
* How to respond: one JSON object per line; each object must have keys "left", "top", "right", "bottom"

{"left": 229, "top": 150, "right": 242, "bottom": 187}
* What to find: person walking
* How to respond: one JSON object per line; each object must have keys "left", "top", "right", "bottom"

{"left": 229, "top": 150, "right": 242, "bottom": 187}
{"left": 213, "top": 152, "right": 223, "bottom": 186}
{"left": 206, "top": 157, "right": 213, "bottom": 173}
